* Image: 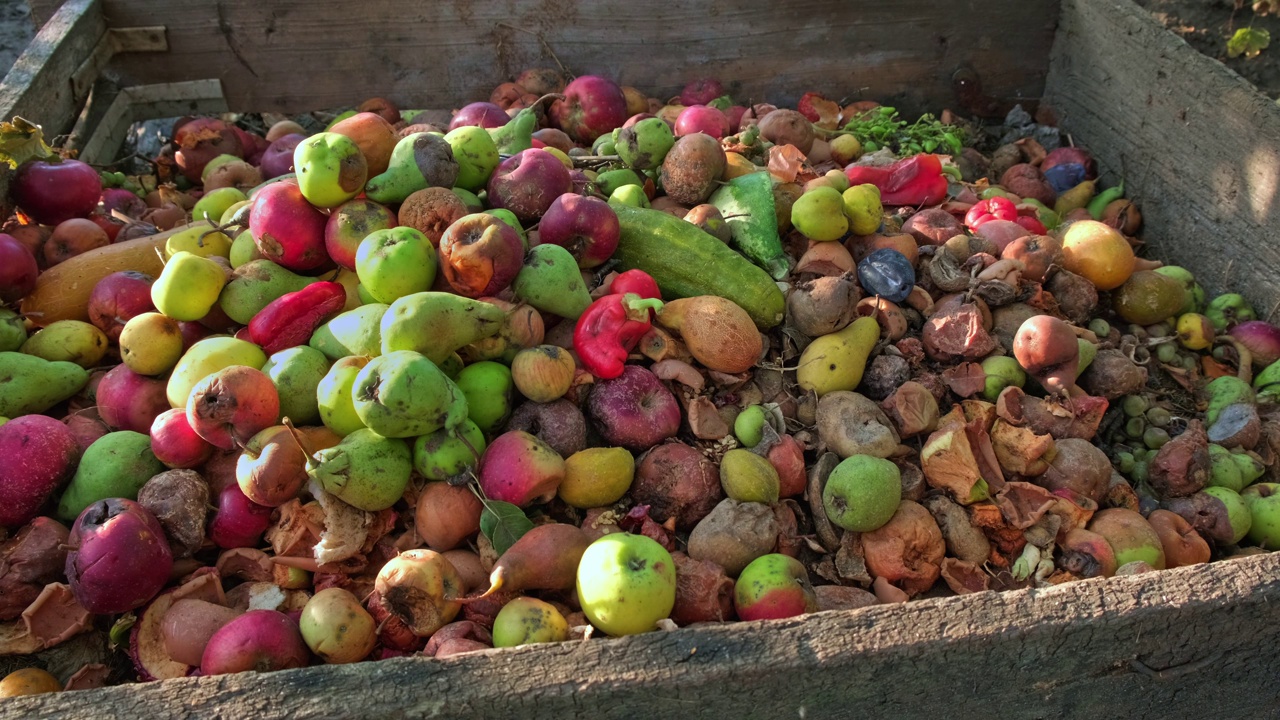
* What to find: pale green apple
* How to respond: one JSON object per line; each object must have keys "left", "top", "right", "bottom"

{"left": 576, "top": 533, "right": 676, "bottom": 636}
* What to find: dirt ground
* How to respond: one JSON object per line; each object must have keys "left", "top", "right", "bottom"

{"left": 1135, "top": 0, "right": 1280, "bottom": 98}
{"left": 0, "top": 1, "right": 34, "bottom": 77}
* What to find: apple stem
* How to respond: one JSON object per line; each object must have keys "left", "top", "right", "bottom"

{"left": 456, "top": 430, "right": 483, "bottom": 464}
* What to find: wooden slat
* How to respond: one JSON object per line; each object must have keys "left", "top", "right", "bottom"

{"left": 6, "top": 552, "right": 1280, "bottom": 718}
{"left": 0, "top": 0, "right": 104, "bottom": 137}
{"left": 86, "top": 0, "right": 1058, "bottom": 118}
{"left": 1045, "top": 0, "right": 1280, "bottom": 315}
{"left": 76, "top": 80, "right": 228, "bottom": 164}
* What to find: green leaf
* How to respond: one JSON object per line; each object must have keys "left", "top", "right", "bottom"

{"left": 1228, "top": 27, "right": 1271, "bottom": 59}
{"left": 109, "top": 613, "right": 137, "bottom": 649}
{"left": 0, "top": 117, "right": 56, "bottom": 169}
{"left": 479, "top": 500, "right": 534, "bottom": 555}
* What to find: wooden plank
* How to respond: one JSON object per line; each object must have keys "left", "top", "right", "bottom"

{"left": 87, "top": 0, "right": 1057, "bottom": 118}
{"left": 0, "top": 0, "right": 104, "bottom": 138}
{"left": 1044, "top": 0, "right": 1280, "bottom": 315}
{"left": 76, "top": 79, "right": 228, "bottom": 164}
{"left": 69, "top": 26, "right": 169, "bottom": 101}
{"left": 6, "top": 552, "right": 1279, "bottom": 718}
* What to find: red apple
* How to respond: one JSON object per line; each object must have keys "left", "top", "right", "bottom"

{"left": 733, "top": 554, "right": 818, "bottom": 621}
{"left": 0, "top": 415, "right": 80, "bottom": 528}
{"left": 536, "top": 194, "right": 619, "bottom": 268}
{"left": 449, "top": 102, "right": 511, "bottom": 130}
{"left": 44, "top": 217, "right": 109, "bottom": 266}
{"left": 674, "top": 105, "right": 730, "bottom": 139}
{"left": 186, "top": 366, "right": 281, "bottom": 450}
{"left": 207, "top": 482, "right": 273, "bottom": 549}
{"left": 249, "top": 180, "right": 329, "bottom": 271}
{"left": 174, "top": 118, "right": 243, "bottom": 183}
{"left": 325, "top": 198, "right": 397, "bottom": 270}
{"left": 97, "top": 364, "right": 171, "bottom": 434}
{"left": 88, "top": 270, "right": 156, "bottom": 341}
{"left": 11, "top": 157, "right": 102, "bottom": 225}
{"left": 486, "top": 149, "right": 573, "bottom": 222}
{"left": 0, "top": 233, "right": 39, "bottom": 303}
{"left": 723, "top": 105, "right": 748, "bottom": 133}
{"left": 680, "top": 78, "right": 725, "bottom": 106}
{"left": 66, "top": 498, "right": 173, "bottom": 613}
{"left": 151, "top": 408, "right": 214, "bottom": 469}
{"left": 477, "top": 430, "right": 566, "bottom": 507}
{"left": 549, "top": 75, "right": 628, "bottom": 144}
{"left": 438, "top": 213, "right": 526, "bottom": 298}
{"left": 585, "top": 365, "right": 681, "bottom": 451}
{"left": 623, "top": 113, "right": 659, "bottom": 129}
{"left": 259, "top": 133, "right": 305, "bottom": 180}
{"left": 178, "top": 321, "right": 213, "bottom": 350}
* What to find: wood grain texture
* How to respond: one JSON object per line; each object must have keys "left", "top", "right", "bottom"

{"left": 84, "top": 0, "right": 1057, "bottom": 118}
{"left": 1045, "top": 0, "right": 1280, "bottom": 316}
{"left": 0, "top": 0, "right": 104, "bottom": 137}
{"left": 5, "top": 552, "right": 1279, "bottom": 719}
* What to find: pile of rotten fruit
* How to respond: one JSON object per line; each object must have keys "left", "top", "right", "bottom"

{"left": 0, "top": 68, "right": 1278, "bottom": 696}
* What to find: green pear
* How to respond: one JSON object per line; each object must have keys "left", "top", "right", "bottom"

{"left": 443, "top": 126, "right": 500, "bottom": 192}
{"left": 355, "top": 228, "right": 437, "bottom": 304}
{"left": 309, "top": 304, "right": 389, "bottom": 360}
{"left": 19, "top": 320, "right": 108, "bottom": 368}
{"left": 166, "top": 337, "right": 268, "bottom": 408}
{"left": 262, "top": 346, "right": 332, "bottom": 426}
{"left": 512, "top": 244, "right": 593, "bottom": 319}
{"left": 192, "top": 187, "right": 248, "bottom": 226}
{"left": 379, "top": 292, "right": 505, "bottom": 364}
{"left": 306, "top": 429, "right": 412, "bottom": 511}
{"left": 219, "top": 259, "right": 314, "bottom": 325}
{"left": 0, "top": 352, "right": 88, "bottom": 417}
{"left": 364, "top": 133, "right": 460, "bottom": 205}
{"left": 791, "top": 186, "right": 849, "bottom": 242}
{"left": 841, "top": 183, "right": 883, "bottom": 236}
{"left": 488, "top": 104, "right": 539, "bottom": 155}
{"left": 454, "top": 361, "right": 513, "bottom": 433}
{"left": 56, "top": 431, "right": 164, "bottom": 522}
{"left": 317, "top": 356, "right": 370, "bottom": 436}
{"left": 351, "top": 351, "right": 468, "bottom": 438}
{"left": 412, "top": 419, "right": 487, "bottom": 481}
{"left": 608, "top": 184, "right": 650, "bottom": 208}
{"left": 152, "top": 251, "right": 227, "bottom": 321}
{"left": 452, "top": 187, "right": 484, "bottom": 212}
{"left": 0, "top": 309, "right": 27, "bottom": 352}
{"left": 595, "top": 168, "right": 642, "bottom": 197}
{"left": 439, "top": 352, "right": 465, "bottom": 379}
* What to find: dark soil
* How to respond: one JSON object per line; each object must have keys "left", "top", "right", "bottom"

{"left": 1135, "top": 0, "right": 1280, "bottom": 98}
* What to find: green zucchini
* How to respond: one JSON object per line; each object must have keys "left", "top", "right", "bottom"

{"left": 612, "top": 204, "right": 785, "bottom": 329}
{"left": 708, "top": 171, "right": 790, "bottom": 280}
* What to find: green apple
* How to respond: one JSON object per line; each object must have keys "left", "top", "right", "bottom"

{"left": 791, "top": 186, "right": 849, "bottom": 241}
{"left": 454, "top": 361, "right": 513, "bottom": 434}
{"left": 1154, "top": 265, "right": 1205, "bottom": 315}
{"left": 228, "top": 229, "right": 263, "bottom": 268}
{"left": 617, "top": 118, "right": 675, "bottom": 171}
{"left": 294, "top": 132, "right": 368, "bottom": 208}
{"left": 608, "top": 184, "right": 650, "bottom": 208}
{"left": 841, "top": 183, "right": 882, "bottom": 236}
{"left": 981, "top": 355, "right": 1027, "bottom": 402}
{"left": 452, "top": 187, "right": 484, "bottom": 212}
{"left": 355, "top": 227, "right": 437, "bottom": 304}
{"left": 594, "top": 168, "right": 642, "bottom": 197}
{"left": 164, "top": 225, "right": 233, "bottom": 259}
{"left": 1202, "top": 486, "right": 1252, "bottom": 545}
{"left": 412, "top": 419, "right": 486, "bottom": 481}
{"left": 576, "top": 533, "right": 676, "bottom": 636}
{"left": 299, "top": 588, "right": 377, "bottom": 664}
{"left": 482, "top": 208, "right": 528, "bottom": 249}
{"left": 0, "top": 308, "right": 28, "bottom": 352}
{"left": 219, "top": 199, "right": 253, "bottom": 225}
{"left": 192, "top": 187, "right": 248, "bottom": 225}
{"left": 1242, "top": 483, "right": 1280, "bottom": 549}
{"left": 151, "top": 251, "right": 226, "bottom": 321}
{"left": 444, "top": 126, "right": 500, "bottom": 191}
{"left": 492, "top": 596, "right": 570, "bottom": 648}
{"left": 261, "top": 346, "right": 331, "bottom": 426}
{"left": 822, "top": 455, "right": 901, "bottom": 532}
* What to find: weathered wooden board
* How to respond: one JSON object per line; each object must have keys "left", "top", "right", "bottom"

{"left": 31, "top": 0, "right": 1059, "bottom": 118}
{"left": 5, "top": 552, "right": 1278, "bottom": 719}
{"left": 1046, "top": 0, "right": 1280, "bottom": 314}
{"left": 0, "top": 0, "right": 104, "bottom": 138}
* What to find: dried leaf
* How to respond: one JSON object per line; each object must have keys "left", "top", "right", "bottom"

{"left": 1228, "top": 27, "right": 1270, "bottom": 59}
{"left": 942, "top": 362, "right": 987, "bottom": 398}
{"left": 767, "top": 144, "right": 806, "bottom": 183}
{"left": 0, "top": 117, "right": 56, "bottom": 169}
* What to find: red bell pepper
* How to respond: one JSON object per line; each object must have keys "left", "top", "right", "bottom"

{"left": 248, "top": 281, "right": 347, "bottom": 355}
{"left": 964, "top": 196, "right": 1018, "bottom": 231}
{"left": 608, "top": 269, "right": 661, "bottom": 300}
{"left": 574, "top": 292, "right": 665, "bottom": 379}
{"left": 844, "top": 154, "right": 948, "bottom": 207}
{"left": 1014, "top": 215, "right": 1048, "bottom": 234}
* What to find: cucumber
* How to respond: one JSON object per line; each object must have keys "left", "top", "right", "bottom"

{"left": 612, "top": 204, "right": 785, "bottom": 329}
{"left": 708, "top": 171, "right": 789, "bottom": 280}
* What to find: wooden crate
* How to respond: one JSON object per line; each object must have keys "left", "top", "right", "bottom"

{"left": 2, "top": 0, "right": 1279, "bottom": 717}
